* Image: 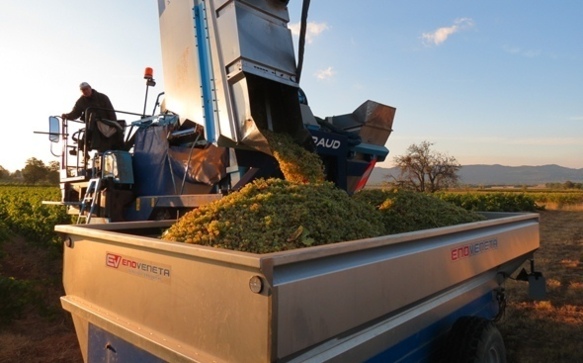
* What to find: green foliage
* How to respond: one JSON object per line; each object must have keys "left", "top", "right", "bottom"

{"left": 0, "top": 186, "right": 72, "bottom": 247}
{"left": 527, "top": 192, "right": 583, "bottom": 207}
{"left": 0, "top": 186, "right": 72, "bottom": 326}
{"left": 0, "top": 276, "right": 34, "bottom": 326}
{"left": 354, "top": 189, "right": 486, "bottom": 234}
{"left": 545, "top": 181, "right": 583, "bottom": 190}
{"left": 0, "top": 219, "right": 12, "bottom": 243}
{"left": 0, "top": 158, "right": 58, "bottom": 185}
{"left": 436, "top": 192, "right": 538, "bottom": 212}
{"left": 21, "top": 158, "right": 49, "bottom": 184}
{"left": 0, "top": 166, "right": 9, "bottom": 180}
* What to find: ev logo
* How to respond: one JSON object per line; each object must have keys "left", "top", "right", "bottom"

{"left": 106, "top": 253, "right": 122, "bottom": 268}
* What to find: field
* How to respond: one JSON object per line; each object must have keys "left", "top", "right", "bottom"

{"left": 440, "top": 189, "right": 583, "bottom": 212}
{"left": 498, "top": 210, "right": 583, "bottom": 362}
{"left": 0, "top": 235, "right": 81, "bottom": 363}
{"left": 0, "top": 187, "right": 582, "bottom": 362}
{"left": 0, "top": 186, "right": 80, "bottom": 363}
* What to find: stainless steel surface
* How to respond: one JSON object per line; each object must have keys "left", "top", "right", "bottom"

{"left": 60, "top": 224, "right": 267, "bottom": 362}
{"left": 265, "top": 213, "right": 539, "bottom": 358}
{"left": 215, "top": 0, "right": 296, "bottom": 83}
{"left": 158, "top": 0, "right": 205, "bottom": 129}
{"left": 328, "top": 100, "right": 396, "bottom": 146}
{"left": 288, "top": 272, "right": 501, "bottom": 362}
{"left": 158, "top": 0, "right": 302, "bottom": 153}
{"left": 58, "top": 212, "right": 539, "bottom": 362}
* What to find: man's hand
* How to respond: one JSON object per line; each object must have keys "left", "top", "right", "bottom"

{"left": 61, "top": 114, "right": 68, "bottom": 120}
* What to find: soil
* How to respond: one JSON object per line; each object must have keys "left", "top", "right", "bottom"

{"left": 498, "top": 210, "right": 583, "bottom": 363}
{"left": 0, "top": 236, "right": 82, "bottom": 363}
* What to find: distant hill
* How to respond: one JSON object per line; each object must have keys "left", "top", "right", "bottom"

{"left": 369, "top": 164, "right": 583, "bottom": 186}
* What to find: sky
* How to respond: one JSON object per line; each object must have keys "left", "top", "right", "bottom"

{"left": 1, "top": 1, "right": 582, "bottom": 173}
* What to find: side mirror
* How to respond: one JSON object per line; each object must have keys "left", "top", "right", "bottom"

{"left": 49, "top": 116, "right": 60, "bottom": 143}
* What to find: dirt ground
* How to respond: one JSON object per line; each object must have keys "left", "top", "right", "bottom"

{"left": 0, "top": 237, "right": 82, "bottom": 363}
{"left": 498, "top": 210, "right": 583, "bottom": 363}
{"left": 0, "top": 210, "right": 581, "bottom": 362}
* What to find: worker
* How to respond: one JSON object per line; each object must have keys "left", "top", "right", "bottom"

{"left": 62, "top": 82, "right": 117, "bottom": 123}
{"left": 62, "top": 82, "right": 124, "bottom": 152}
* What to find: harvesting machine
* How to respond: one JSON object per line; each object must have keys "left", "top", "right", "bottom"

{"left": 44, "top": 0, "right": 395, "bottom": 223}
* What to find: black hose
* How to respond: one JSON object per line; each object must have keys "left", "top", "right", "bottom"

{"left": 296, "top": 0, "right": 310, "bottom": 84}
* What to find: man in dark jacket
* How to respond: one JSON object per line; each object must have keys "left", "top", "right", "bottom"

{"left": 62, "top": 82, "right": 123, "bottom": 152}
{"left": 62, "top": 82, "right": 117, "bottom": 122}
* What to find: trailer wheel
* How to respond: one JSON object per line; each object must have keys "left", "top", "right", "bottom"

{"left": 446, "top": 316, "right": 507, "bottom": 363}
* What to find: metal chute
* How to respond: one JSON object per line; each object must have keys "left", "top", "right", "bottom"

{"left": 158, "top": 0, "right": 306, "bottom": 153}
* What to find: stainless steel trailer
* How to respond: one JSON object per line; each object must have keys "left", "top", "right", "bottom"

{"left": 57, "top": 212, "right": 541, "bottom": 362}
{"left": 50, "top": 4, "right": 543, "bottom": 361}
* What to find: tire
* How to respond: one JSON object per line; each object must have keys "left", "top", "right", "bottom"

{"left": 445, "top": 316, "right": 507, "bottom": 363}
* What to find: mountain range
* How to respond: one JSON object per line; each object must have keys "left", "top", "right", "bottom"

{"left": 369, "top": 164, "right": 583, "bottom": 186}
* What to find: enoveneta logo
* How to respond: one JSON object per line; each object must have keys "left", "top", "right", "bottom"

{"left": 451, "top": 238, "right": 498, "bottom": 261}
{"left": 106, "top": 252, "right": 171, "bottom": 283}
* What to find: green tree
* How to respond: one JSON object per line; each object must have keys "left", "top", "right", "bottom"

{"left": 21, "top": 158, "right": 48, "bottom": 184}
{"left": 0, "top": 165, "right": 9, "bottom": 179}
{"left": 47, "top": 161, "right": 60, "bottom": 184}
{"left": 391, "top": 140, "right": 461, "bottom": 193}
{"left": 10, "top": 170, "right": 22, "bottom": 180}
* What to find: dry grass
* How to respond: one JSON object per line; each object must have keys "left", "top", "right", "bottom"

{"left": 0, "top": 318, "right": 81, "bottom": 363}
{"left": 1, "top": 211, "right": 581, "bottom": 362}
{"left": 499, "top": 211, "right": 583, "bottom": 363}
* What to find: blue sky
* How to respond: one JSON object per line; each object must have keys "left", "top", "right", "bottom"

{"left": 1, "top": 1, "right": 581, "bottom": 172}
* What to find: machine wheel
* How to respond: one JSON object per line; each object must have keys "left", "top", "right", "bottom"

{"left": 445, "top": 316, "right": 507, "bottom": 363}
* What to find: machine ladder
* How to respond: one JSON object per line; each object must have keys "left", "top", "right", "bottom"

{"left": 77, "top": 178, "right": 101, "bottom": 224}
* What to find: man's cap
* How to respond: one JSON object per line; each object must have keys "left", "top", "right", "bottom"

{"left": 79, "top": 82, "right": 91, "bottom": 89}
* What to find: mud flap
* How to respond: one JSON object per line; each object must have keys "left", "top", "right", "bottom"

{"left": 528, "top": 274, "right": 546, "bottom": 300}
{"left": 516, "top": 259, "right": 546, "bottom": 300}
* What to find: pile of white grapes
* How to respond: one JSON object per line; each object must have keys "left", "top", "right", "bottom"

{"left": 161, "top": 132, "right": 485, "bottom": 253}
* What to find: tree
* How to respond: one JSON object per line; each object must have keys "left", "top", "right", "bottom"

{"left": 47, "top": 161, "right": 60, "bottom": 184}
{"left": 0, "top": 165, "right": 9, "bottom": 179}
{"left": 10, "top": 170, "right": 23, "bottom": 180}
{"left": 391, "top": 140, "right": 461, "bottom": 192}
{"left": 21, "top": 158, "right": 49, "bottom": 184}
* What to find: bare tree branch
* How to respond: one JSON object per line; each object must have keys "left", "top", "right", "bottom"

{"left": 391, "top": 141, "right": 460, "bottom": 192}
